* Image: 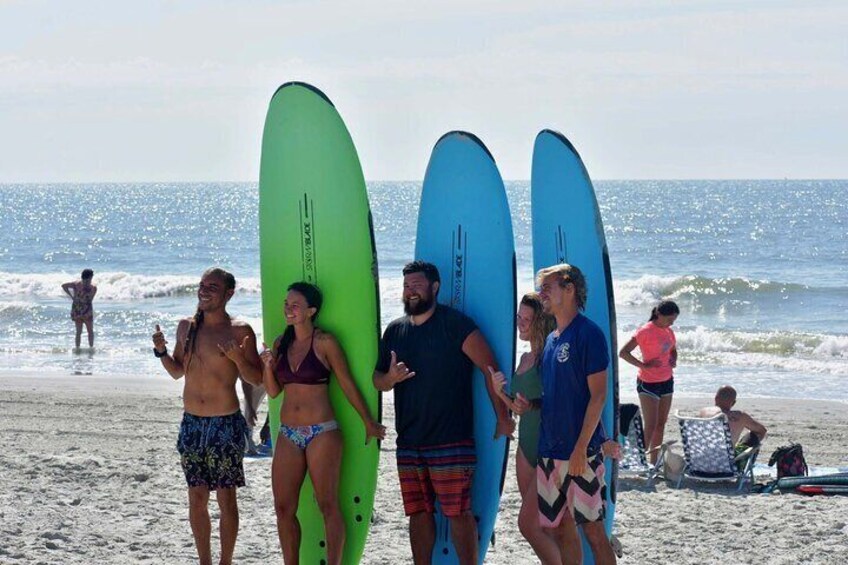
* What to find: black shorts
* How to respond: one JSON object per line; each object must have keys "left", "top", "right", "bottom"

{"left": 637, "top": 378, "right": 674, "bottom": 400}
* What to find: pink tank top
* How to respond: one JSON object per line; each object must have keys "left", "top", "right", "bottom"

{"left": 633, "top": 321, "right": 676, "bottom": 383}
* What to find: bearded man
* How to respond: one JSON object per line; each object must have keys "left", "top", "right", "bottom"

{"left": 373, "top": 260, "right": 513, "bottom": 565}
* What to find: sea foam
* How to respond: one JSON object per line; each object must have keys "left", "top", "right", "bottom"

{"left": 0, "top": 271, "right": 261, "bottom": 300}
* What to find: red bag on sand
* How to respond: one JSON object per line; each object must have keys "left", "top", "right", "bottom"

{"left": 768, "top": 444, "right": 808, "bottom": 479}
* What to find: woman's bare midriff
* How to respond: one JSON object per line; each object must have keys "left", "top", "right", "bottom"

{"left": 279, "top": 383, "right": 336, "bottom": 426}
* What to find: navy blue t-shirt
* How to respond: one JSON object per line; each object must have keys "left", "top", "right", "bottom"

{"left": 538, "top": 313, "right": 610, "bottom": 460}
{"left": 376, "top": 304, "right": 478, "bottom": 447}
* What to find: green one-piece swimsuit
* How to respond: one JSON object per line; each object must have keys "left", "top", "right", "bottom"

{"left": 511, "top": 365, "right": 542, "bottom": 465}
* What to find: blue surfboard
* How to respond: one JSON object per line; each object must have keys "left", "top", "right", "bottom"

{"left": 416, "top": 131, "right": 516, "bottom": 564}
{"left": 531, "top": 129, "right": 619, "bottom": 564}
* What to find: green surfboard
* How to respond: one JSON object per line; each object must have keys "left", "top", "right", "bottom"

{"left": 259, "top": 81, "right": 381, "bottom": 564}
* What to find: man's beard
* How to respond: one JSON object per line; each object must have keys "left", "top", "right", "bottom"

{"left": 403, "top": 292, "right": 435, "bottom": 316}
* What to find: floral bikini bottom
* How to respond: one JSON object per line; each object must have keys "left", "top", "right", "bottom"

{"left": 278, "top": 420, "right": 339, "bottom": 450}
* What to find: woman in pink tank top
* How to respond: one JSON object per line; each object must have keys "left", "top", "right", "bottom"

{"left": 619, "top": 300, "right": 680, "bottom": 463}
{"left": 260, "top": 282, "right": 385, "bottom": 565}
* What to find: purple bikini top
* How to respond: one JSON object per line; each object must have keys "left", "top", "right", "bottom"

{"left": 275, "top": 333, "right": 331, "bottom": 386}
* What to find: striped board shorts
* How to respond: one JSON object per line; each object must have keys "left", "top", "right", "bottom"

{"left": 396, "top": 440, "right": 476, "bottom": 517}
{"left": 537, "top": 453, "right": 606, "bottom": 528}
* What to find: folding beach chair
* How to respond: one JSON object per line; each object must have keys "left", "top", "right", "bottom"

{"left": 618, "top": 403, "right": 676, "bottom": 485}
{"left": 676, "top": 411, "right": 759, "bottom": 492}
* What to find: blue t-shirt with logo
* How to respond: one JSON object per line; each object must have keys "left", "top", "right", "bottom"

{"left": 538, "top": 313, "right": 610, "bottom": 460}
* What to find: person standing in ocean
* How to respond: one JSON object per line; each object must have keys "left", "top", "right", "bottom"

{"left": 151, "top": 267, "right": 263, "bottom": 565}
{"left": 512, "top": 263, "right": 616, "bottom": 565}
{"left": 61, "top": 268, "right": 97, "bottom": 351}
{"left": 373, "top": 260, "right": 514, "bottom": 565}
{"left": 619, "top": 300, "right": 679, "bottom": 464}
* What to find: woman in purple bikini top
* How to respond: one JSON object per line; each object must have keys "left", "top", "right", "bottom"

{"left": 274, "top": 331, "right": 330, "bottom": 386}
{"left": 259, "top": 281, "right": 386, "bottom": 564}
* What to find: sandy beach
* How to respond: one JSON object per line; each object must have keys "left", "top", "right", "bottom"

{"left": 1, "top": 373, "right": 846, "bottom": 564}
{"left": 4, "top": 2, "right": 847, "bottom": 564}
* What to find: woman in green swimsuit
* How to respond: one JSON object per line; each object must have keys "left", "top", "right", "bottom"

{"left": 494, "top": 294, "right": 624, "bottom": 563}
{"left": 495, "top": 292, "right": 561, "bottom": 563}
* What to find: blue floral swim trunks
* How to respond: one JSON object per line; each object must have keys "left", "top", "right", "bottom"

{"left": 176, "top": 411, "right": 247, "bottom": 490}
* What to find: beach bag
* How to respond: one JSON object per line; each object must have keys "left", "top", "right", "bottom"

{"left": 663, "top": 450, "right": 685, "bottom": 483}
{"left": 768, "top": 443, "right": 808, "bottom": 478}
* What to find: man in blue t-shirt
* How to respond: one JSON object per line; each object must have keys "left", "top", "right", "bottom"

{"left": 513, "top": 263, "right": 617, "bottom": 565}
{"left": 373, "top": 260, "right": 514, "bottom": 565}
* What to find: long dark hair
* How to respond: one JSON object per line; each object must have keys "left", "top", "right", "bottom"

{"left": 649, "top": 300, "right": 680, "bottom": 322}
{"left": 184, "top": 268, "right": 236, "bottom": 368}
{"left": 277, "top": 282, "right": 323, "bottom": 356}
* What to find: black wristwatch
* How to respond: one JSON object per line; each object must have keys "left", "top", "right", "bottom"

{"left": 154, "top": 347, "right": 168, "bottom": 358}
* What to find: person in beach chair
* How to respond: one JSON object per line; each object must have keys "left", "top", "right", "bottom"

{"left": 698, "top": 385, "right": 768, "bottom": 454}
{"left": 618, "top": 403, "right": 676, "bottom": 485}
{"left": 676, "top": 404, "right": 761, "bottom": 492}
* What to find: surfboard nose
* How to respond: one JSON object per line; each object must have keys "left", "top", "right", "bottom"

{"left": 433, "top": 131, "right": 496, "bottom": 163}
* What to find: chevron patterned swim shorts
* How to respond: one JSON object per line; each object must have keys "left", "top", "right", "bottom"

{"left": 537, "top": 453, "right": 606, "bottom": 528}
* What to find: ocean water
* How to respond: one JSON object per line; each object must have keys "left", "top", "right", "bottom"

{"left": 1, "top": 180, "right": 846, "bottom": 401}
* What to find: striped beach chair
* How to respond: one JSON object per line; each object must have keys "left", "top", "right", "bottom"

{"left": 619, "top": 403, "right": 675, "bottom": 485}
{"left": 676, "top": 411, "right": 759, "bottom": 492}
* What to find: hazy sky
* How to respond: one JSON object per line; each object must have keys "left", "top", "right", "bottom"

{"left": 2, "top": 0, "right": 846, "bottom": 182}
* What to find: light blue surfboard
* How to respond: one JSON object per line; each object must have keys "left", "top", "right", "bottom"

{"left": 531, "top": 129, "right": 619, "bottom": 564}
{"left": 416, "top": 131, "right": 516, "bottom": 564}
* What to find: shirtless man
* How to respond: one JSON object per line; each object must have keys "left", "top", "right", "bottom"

{"left": 152, "top": 267, "right": 263, "bottom": 565}
{"left": 699, "top": 385, "right": 767, "bottom": 447}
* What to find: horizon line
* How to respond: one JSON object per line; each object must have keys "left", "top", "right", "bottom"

{"left": 2, "top": 177, "right": 846, "bottom": 186}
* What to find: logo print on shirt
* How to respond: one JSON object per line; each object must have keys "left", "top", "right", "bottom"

{"left": 556, "top": 342, "right": 570, "bottom": 363}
